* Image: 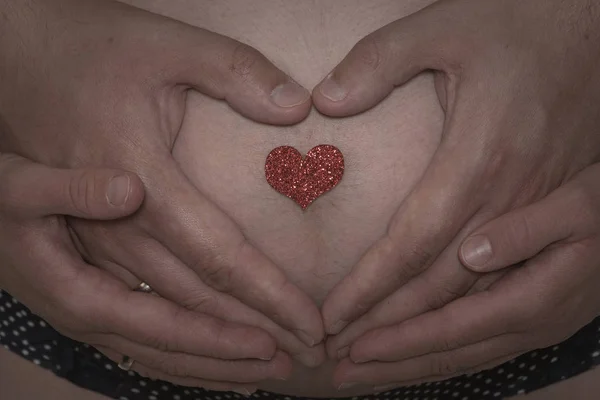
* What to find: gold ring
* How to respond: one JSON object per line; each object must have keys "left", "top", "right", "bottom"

{"left": 134, "top": 282, "right": 153, "bottom": 293}
{"left": 117, "top": 355, "right": 135, "bottom": 371}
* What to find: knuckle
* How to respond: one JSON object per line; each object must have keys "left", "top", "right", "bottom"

{"left": 200, "top": 239, "right": 252, "bottom": 294}
{"left": 199, "top": 261, "right": 234, "bottom": 294}
{"left": 146, "top": 323, "right": 176, "bottom": 353}
{"left": 67, "top": 170, "right": 95, "bottom": 216}
{"left": 181, "top": 290, "right": 220, "bottom": 315}
{"left": 424, "top": 282, "right": 465, "bottom": 312}
{"left": 396, "top": 243, "right": 434, "bottom": 281}
{"left": 507, "top": 211, "right": 536, "bottom": 247}
{"left": 351, "top": 34, "right": 385, "bottom": 73}
{"left": 430, "top": 354, "right": 461, "bottom": 377}
{"left": 568, "top": 182, "right": 600, "bottom": 228}
{"left": 431, "top": 329, "right": 462, "bottom": 353}
{"left": 230, "top": 42, "right": 264, "bottom": 80}
{"left": 153, "top": 356, "right": 189, "bottom": 378}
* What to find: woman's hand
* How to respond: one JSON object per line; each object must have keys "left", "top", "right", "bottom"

{"left": 0, "top": 0, "right": 324, "bottom": 368}
{"left": 313, "top": 0, "right": 600, "bottom": 344}
{"left": 0, "top": 154, "right": 294, "bottom": 394}
{"left": 329, "top": 162, "right": 600, "bottom": 390}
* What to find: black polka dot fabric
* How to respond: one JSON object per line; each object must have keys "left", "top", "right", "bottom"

{"left": 1, "top": 289, "right": 599, "bottom": 400}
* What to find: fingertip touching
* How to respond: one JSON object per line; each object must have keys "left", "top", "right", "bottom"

{"left": 227, "top": 78, "right": 312, "bottom": 126}
{"left": 177, "top": 31, "right": 312, "bottom": 126}
{"left": 312, "top": 24, "right": 425, "bottom": 117}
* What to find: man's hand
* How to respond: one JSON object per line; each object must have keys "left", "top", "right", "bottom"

{"left": 312, "top": 0, "right": 600, "bottom": 351}
{"left": 328, "top": 162, "right": 600, "bottom": 389}
{"left": 0, "top": 0, "right": 324, "bottom": 373}
{"left": 0, "top": 154, "right": 292, "bottom": 394}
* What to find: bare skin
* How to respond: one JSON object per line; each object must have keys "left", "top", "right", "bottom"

{"left": 2, "top": 0, "right": 599, "bottom": 398}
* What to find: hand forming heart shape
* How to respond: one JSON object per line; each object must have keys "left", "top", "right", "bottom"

{"left": 265, "top": 145, "right": 345, "bottom": 210}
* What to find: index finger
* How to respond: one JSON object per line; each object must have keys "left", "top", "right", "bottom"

{"left": 143, "top": 158, "right": 324, "bottom": 346}
{"left": 322, "top": 97, "right": 493, "bottom": 335}
{"left": 72, "top": 265, "right": 278, "bottom": 360}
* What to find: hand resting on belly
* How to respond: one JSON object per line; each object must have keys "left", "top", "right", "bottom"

{"left": 125, "top": 0, "right": 444, "bottom": 396}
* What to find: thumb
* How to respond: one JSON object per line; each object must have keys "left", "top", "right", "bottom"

{"left": 169, "top": 26, "right": 311, "bottom": 125}
{"left": 0, "top": 153, "right": 144, "bottom": 219}
{"left": 459, "top": 189, "right": 574, "bottom": 273}
{"left": 312, "top": 4, "right": 458, "bottom": 117}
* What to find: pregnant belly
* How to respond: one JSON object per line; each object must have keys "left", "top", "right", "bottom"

{"left": 123, "top": 0, "right": 443, "bottom": 396}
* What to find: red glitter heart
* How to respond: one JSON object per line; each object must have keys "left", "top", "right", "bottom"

{"left": 265, "top": 145, "right": 344, "bottom": 210}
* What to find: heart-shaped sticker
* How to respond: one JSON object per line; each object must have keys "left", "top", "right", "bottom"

{"left": 265, "top": 145, "right": 344, "bottom": 210}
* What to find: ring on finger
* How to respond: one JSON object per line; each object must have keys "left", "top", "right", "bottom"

{"left": 117, "top": 355, "right": 135, "bottom": 371}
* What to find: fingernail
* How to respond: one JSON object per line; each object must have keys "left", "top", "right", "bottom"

{"left": 319, "top": 74, "right": 348, "bottom": 102}
{"left": 270, "top": 81, "right": 309, "bottom": 108}
{"left": 337, "top": 382, "right": 357, "bottom": 391}
{"left": 337, "top": 346, "right": 350, "bottom": 359}
{"left": 374, "top": 382, "right": 401, "bottom": 392}
{"left": 106, "top": 175, "right": 131, "bottom": 207}
{"left": 461, "top": 235, "right": 493, "bottom": 270}
{"left": 293, "top": 329, "right": 317, "bottom": 347}
{"left": 328, "top": 320, "right": 348, "bottom": 335}
{"left": 232, "top": 388, "right": 254, "bottom": 397}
